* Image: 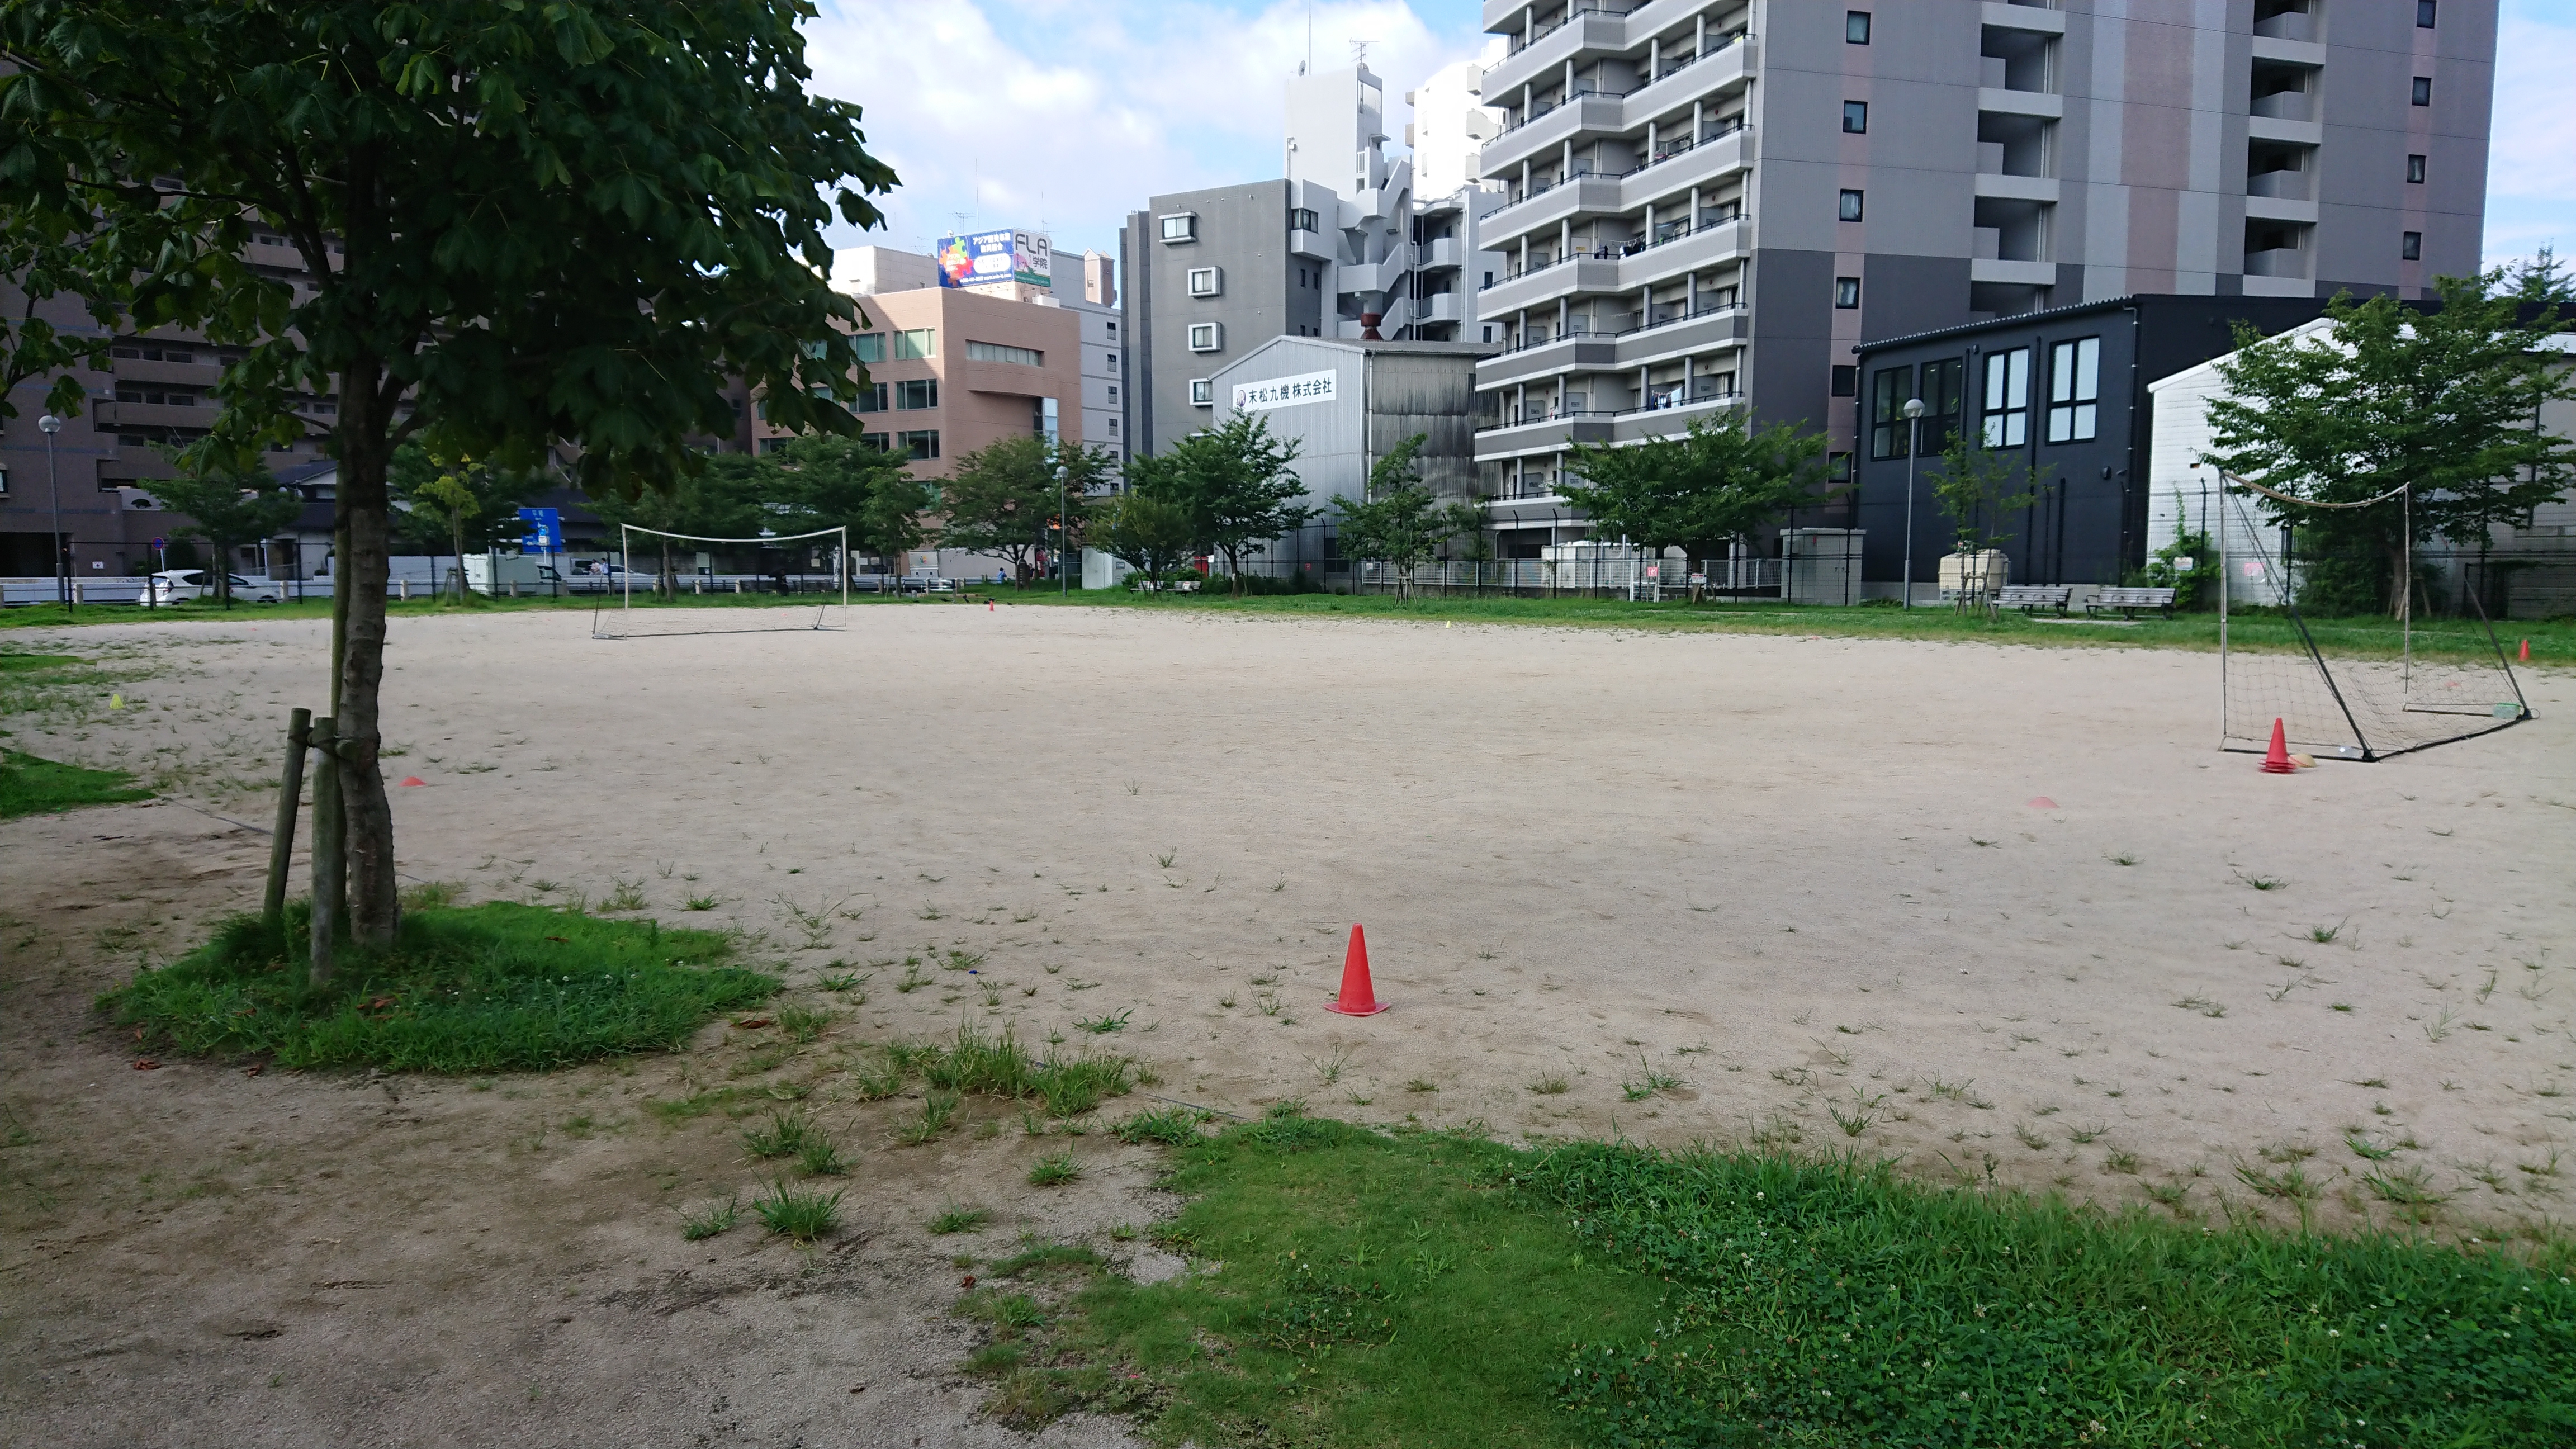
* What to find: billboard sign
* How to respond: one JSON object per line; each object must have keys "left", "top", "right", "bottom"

{"left": 1232, "top": 369, "right": 1338, "bottom": 413}
{"left": 936, "top": 229, "right": 1052, "bottom": 289}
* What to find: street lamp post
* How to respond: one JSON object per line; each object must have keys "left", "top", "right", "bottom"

{"left": 1899, "top": 397, "right": 1926, "bottom": 611}
{"left": 37, "top": 413, "right": 68, "bottom": 616}
{"left": 1054, "top": 461, "right": 1069, "bottom": 596}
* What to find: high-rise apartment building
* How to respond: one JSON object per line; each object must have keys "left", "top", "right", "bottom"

{"left": 1470, "top": 0, "right": 2494, "bottom": 555}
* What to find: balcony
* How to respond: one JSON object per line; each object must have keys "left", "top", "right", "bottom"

{"left": 1424, "top": 236, "right": 1467, "bottom": 269}
{"left": 1288, "top": 228, "right": 1334, "bottom": 262}
{"left": 1981, "top": 1, "right": 2064, "bottom": 34}
{"left": 1971, "top": 258, "right": 2057, "bottom": 287}
{"left": 1474, "top": 408, "right": 1617, "bottom": 456}
{"left": 2252, "top": 8, "right": 2314, "bottom": 42}
{"left": 2243, "top": 245, "right": 2307, "bottom": 277}
{"left": 1484, "top": 7, "right": 1633, "bottom": 97}
{"left": 1977, "top": 86, "right": 2062, "bottom": 120}
{"left": 2247, "top": 167, "right": 2313, "bottom": 201}
{"left": 1974, "top": 171, "right": 2059, "bottom": 203}
{"left": 2250, "top": 89, "right": 2313, "bottom": 122}
{"left": 1476, "top": 211, "right": 1751, "bottom": 321}
{"left": 1417, "top": 291, "right": 1471, "bottom": 325}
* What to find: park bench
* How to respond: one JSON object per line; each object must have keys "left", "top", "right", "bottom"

{"left": 2086, "top": 585, "right": 2178, "bottom": 619}
{"left": 1995, "top": 585, "right": 2072, "bottom": 615}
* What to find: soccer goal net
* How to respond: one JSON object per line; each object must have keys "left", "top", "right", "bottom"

{"left": 2219, "top": 481, "right": 2528, "bottom": 761}
{"left": 592, "top": 524, "right": 850, "bottom": 640}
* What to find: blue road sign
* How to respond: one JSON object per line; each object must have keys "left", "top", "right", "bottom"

{"left": 517, "top": 506, "right": 562, "bottom": 553}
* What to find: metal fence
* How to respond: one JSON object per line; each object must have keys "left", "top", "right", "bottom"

{"left": 1208, "top": 529, "right": 1865, "bottom": 603}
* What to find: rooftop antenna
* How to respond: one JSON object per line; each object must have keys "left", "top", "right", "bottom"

{"left": 1351, "top": 37, "right": 1371, "bottom": 68}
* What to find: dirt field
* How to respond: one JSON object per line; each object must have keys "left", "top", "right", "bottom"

{"left": 5, "top": 604, "right": 2572, "bottom": 1445}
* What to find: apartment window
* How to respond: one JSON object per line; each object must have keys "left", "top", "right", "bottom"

{"left": 965, "top": 340, "right": 1044, "bottom": 366}
{"left": 1831, "top": 364, "right": 1858, "bottom": 397}
{"left": 861, "top": 432, "right": 891, "bottom": 451}
{"left": 1982, "top": 347, "right": 2032, "bottom": 447}
{"left": 757, "top": 437, "right": 790, "bottom": 456}
{"left": 2407, "top": 153, "right": 2427, "bottom": 184}
{"left": 2411, "top": 76, "right": 2431, "bottom": 106}
{"left": 1843, "top": 101, "right": 1868, "bottom": 134}
{"left": 1188, "top": 378, "right": 1214, "bottom": 406}
{"left": 1289, "top": 207, "right": 1320, "bottom": 233}
{"left": 855, "top": 382, "right": 889, "bottom": 413}
{"left": 1869, "top": 366, "right": 1913, "bottom": 460}
{"left": 894, "top": 328, "right": 937, "bottom": 359}
{"left": 1109, "top": 418, "right": 1120, "bottom": 434}
{"left": 897, "top": 429, "right": 940, "bottom": 461}
{"left": 1107, "top": 385, "right": 1118, "bottom": 401}
{"left": 1482, "top": 325, "right": 1495, "bottom": 342}
{"left": 1838, "top": 189, "right": 1865, "bottom": 222}
{"left": 1187, "top": 321, "right": 1223, "bottom": 352}
{"left": 1033, "top": 396, "right": 1060, "bottom": 442}
{"left": 853, "top": 333, "right": 886, "bottom": 363}
{"left": 1187, "top": 266, "right": 1223, "bottom": 297}
{"left": 894, "top": 378, "right": 938, "bottom": 410}
{"left": 1107, "top": 353, "right": 1117, "bottom": 368}
{"left": 1159, "top": 212, "right": 1198, "bottom": 242}
{"left": 2045, "top": 337, "right": 2100, "bottom": 443}
{"left": 110, "top": 344, "right": 195, "bottom": 363}
{"left": 2418, "top": 0, "right": 2437, "bottom": 25}
{"left": 1846, "top": 11, "right": 1871, "bottom": 44}
{"left": 2402, "top": 231, "right": 2423, "bottom": 261}
{"left": 1834, "top": 276, "right": 1861, "bottom": 309}
{"left": 1106, "top": 320, "right": 1117, "bottom": 334}
{"left": 114, "top": 387, "right": 196, "bottom": 406}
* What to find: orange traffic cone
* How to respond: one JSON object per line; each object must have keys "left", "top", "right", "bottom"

{"left": 2261, "top": 718, "right": 2296, "bottom": 774}
{"left": 1326, "top": 925, "right": 1388, "bottom": 1016}
{"left": 2519, "top": 638, "right": 2531, "bottom": 664}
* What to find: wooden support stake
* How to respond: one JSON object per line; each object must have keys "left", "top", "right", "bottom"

{"left": 263, "top": 707, "right": 312, "bottom": 922}
{"left": 309, "top": 716, "right": 344, "bottom": 984}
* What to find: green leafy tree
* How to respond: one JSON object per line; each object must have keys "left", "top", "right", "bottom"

{"left": 588, "top": 454, "right": 771, "bottom": 597}
{"left": 1091, "top": 489, "right": 1198, "bottom": 586}
{"left": 1152, "top": 414, "right": 1314, "bottom": 594}
{"left": 2205, "top": 271, "right": 2575, "bottom": 615}
{"left": 1332, "top": 434, "right": 1461, "bottom": 598}
{"left": 0, "top": 0, "right": 896, "bottom": 946}
{"left": 767, "top": 434, "right": 933, "bottom": 585}
{"left": 389, "top": 442, "right": 533, "bottom": 602}
{"left": 1928, "top": 433, "right": 2049, "bottom": 604}
{"left": 0, "top": 215, "right": 139, "bottom": 425}
{"left": 937, "top": 437, "right": 1113, "bottom": 585}
{"left": 1562, "top": 415, "right": 1835, "bottom": 598}
{"left": 145, "top": 460, "right": 306, "bottom": 609}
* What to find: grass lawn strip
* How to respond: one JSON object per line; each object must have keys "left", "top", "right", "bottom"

{"left": 976, "top": 1107, "right": 2574, "bottom": 1448}
{"left": 101, "top": 902, "right": 776, "bottom": 1073}
{"left": 0, "top": 748, "right": 150, "bottom": 818}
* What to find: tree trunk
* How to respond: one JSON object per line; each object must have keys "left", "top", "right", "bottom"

{"left": 660, "top": 538, "right": 676, "bottom": 600}
{"left": 334, "top": 378, "right": 400, "bottom": 949}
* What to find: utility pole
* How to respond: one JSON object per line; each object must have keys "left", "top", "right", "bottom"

{"left": 37, "top": 414, "right": 68, "bottom": 615}
{"left": 1054, "top": 460, "right": 1069, "bottom": 596}
{"left": 1900, "top": 397, "right": 1925, "bottom": 610}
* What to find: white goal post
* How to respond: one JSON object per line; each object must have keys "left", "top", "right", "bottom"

{"left": 592, "top": 524, "right": 850, "bottom": 640}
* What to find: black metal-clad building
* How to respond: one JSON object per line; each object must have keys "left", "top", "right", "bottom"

{"left": 1850, "top": 295, "right": 2336, "bottom": 590}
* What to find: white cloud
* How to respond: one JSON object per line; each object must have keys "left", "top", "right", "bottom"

{"left": 2484, "top": 1, "right": 2576, "bottom": 267}
{"left": 802, "top": 1, "right": 1488, "bottom": 264}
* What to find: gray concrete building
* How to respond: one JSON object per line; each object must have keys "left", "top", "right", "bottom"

{"left": 1471, "top": 0, "right": 2495, "bottom": 556}
{"left": 1203, "top": 336, "right": 1497, "bottom": 576}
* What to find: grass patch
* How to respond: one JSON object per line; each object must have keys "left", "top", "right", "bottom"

{"left": 99, "top": 902, "right": 775, "bottom": 1073}
{"left": 752, "top": 1181, "right": 841, "bottom": 1242}
{"left": 0, "top": 749, "right": 150, "bottom": 820}
{"left": 930, "top": 1205, "right": 993, "bottom": 1235}
{"left": 983, "top": 1110, "right": 2575, "bottom": 1447}
{"left": 1027, "top": 1150, "right": 1083, "bottom": 1186}
{"left": 680, "top": 1194, "right": 739, "bottom": 1240}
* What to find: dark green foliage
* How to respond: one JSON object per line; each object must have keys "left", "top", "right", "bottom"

{"left": 1561, "top": 415, "right": 1835, "bottom": 560}
{"left": 1930, "top": 430, "right": 2052, "bottom": 558}
{"left": 1329, "top": 433, "right": 1482, "bottom": 595}
{"left": 99, "top": 902, "right": 774, "bottom": 1073}
{"left": 1091, "top": 489, "right": 1199, "bottom": 585}
{"left": 936, "top": 437, "right": 1115, "bottom": 585}
{"left": 765, "top": 432, "right": 935, "bottom": 576}
{"left": 0, "top": 750, "right": 149, "bottom": 819}
{"left": 141, "top": 460, "right": 307, "bottom": 608}
{"left": 1527, "top": 1145, "right": 2576, "bottom": 1449}
{"left": 2208, "top": 271, "right": 2576, "bottom": 615}
{"left": 1124, "top": 414, "right": 1314, "bottom": 593}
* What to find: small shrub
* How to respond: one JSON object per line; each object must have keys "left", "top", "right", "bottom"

{"left": 1028, "top": 1150, "right": 1083, "bottom": 1186}
{"left": 929, "top": 1205, "right": 992, "bottom": 1235}
{"left": 778, "top": 1004, "right": 834, "bottom": 1044}
{"left": 742, "top": 1109, "right": 819, "bottom": 1160}
{"left": 796, "top": 1135, "right": 849, "bottom": 1176}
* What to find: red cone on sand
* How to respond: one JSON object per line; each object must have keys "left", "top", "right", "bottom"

{"left": 1326, "top": 924, "right": 1388, "bottom": 1016}
{"left": 400, "top": 776, "right": 427, "bottom": 787}
{"left": 2260, "top": 718, "right": 2295, "bottom": 774}
{"left": 2520, "top": 638, "right": 2531, "bottom": 663}
{"left": 988, "top": 601, "right": 995, "bottom": 612}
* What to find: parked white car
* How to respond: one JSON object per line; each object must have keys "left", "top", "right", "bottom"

{"left": 138, "top": 569, "right": 283, "bottom": 605}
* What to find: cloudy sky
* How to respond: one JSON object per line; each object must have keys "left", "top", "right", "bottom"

{"left": 806, "top": 0, "right": 2572, "bottom": 273}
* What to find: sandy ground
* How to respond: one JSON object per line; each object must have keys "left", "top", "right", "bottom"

{"left": 4, "top": 603, "right": 2574, "bottom": 1445}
